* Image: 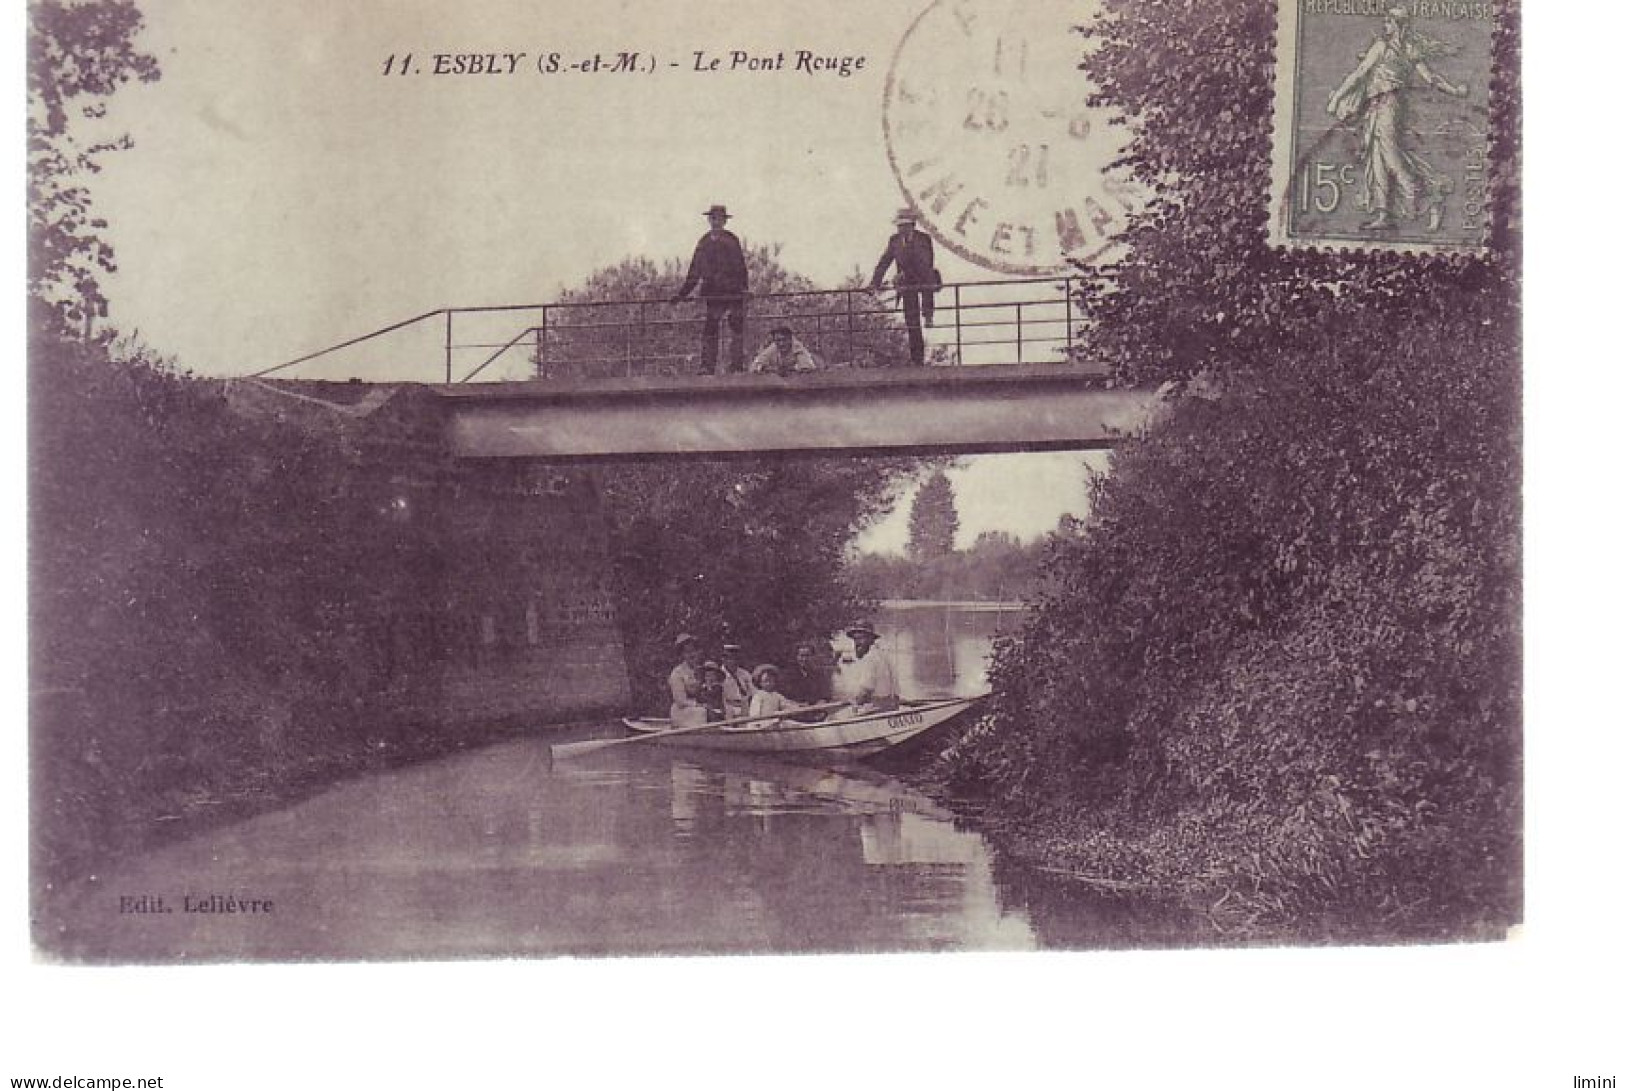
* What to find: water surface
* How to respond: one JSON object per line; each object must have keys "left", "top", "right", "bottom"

{"left": 48, "top": 741, "right": 1036, "bottom": 960}
{"left": 46, "top": 602, "right": 1192, "bottom": 960}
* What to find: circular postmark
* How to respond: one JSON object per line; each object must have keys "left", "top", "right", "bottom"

{"left": 882, "top": 0, "right": 1143, "bottom": 276}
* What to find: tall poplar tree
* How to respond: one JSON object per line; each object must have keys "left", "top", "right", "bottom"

{"left": 906, "top": 470, "right": 959, "bottom": 561}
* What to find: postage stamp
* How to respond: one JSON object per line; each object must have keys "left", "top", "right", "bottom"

{"left": 882, "top": 0, "right": 1143, "bottom": 275}
{"left": 1268, "top": 0, "right": 1497, "bottom": 252}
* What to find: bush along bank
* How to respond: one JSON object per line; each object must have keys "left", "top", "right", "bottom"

{"left": 932, "top": 0, "right": 1521, "bottom": 942}
{"left": 29, "top": 321, "right": 631, "bottom": 904}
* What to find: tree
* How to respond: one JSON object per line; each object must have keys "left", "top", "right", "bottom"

{"left": 941, "top": 1, "right": 1521, "bottom": 937}
{"left": 28, "top": 0, "right": 160, "bottom": 336}
{"left": 906, "top": 470, "right": 959, "bottom": 561}
{"left": 541, "top": 246, "right": 909, "bottom": 379}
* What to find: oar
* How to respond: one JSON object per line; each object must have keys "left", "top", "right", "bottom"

{"left": 550, "top": 700, "right": 851, "bottom": 762}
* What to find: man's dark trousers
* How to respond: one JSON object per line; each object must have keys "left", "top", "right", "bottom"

{"left": 702, "top": 297, "right": 746, "bottom": 373}
{"left": 899, "top": 289, "right": 934, "bottom": 366}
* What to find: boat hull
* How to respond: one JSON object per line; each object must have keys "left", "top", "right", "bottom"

{"left": 621, "top": 696, "right": 981, "bottom": 757}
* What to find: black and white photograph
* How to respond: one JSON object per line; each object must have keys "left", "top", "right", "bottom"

{"left": 10, "top": 0, "right": 1616, "bottom": 1085}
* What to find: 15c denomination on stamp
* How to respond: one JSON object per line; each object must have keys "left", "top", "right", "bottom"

{"left": 883, "top": 0, "right": 1143, "bottom": 276}
{"left": 1269, "top": 0, "right": 1497, "bottom": 252}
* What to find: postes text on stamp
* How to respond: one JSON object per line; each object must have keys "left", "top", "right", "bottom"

{"left": 1269, "top": 0, "right": 1496, "bottom": 252}
{"left": 882, "top": 0, "right": 1143, "bottom": 276}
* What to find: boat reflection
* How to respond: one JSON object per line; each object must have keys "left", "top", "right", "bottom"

{"left": 662, "top": 749, "right": 1033, "bottom": 950}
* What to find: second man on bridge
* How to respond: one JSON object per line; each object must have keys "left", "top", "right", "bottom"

{"left": 869, "top": 208, "right": 940, "bottom": 367}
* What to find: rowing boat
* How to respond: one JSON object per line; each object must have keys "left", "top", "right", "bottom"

{"left": 620, "top": 694, "right": 985, "bottom": 758}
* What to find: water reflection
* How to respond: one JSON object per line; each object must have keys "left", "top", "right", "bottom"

{"left": 857, "top": 602, "right": 1023, "bottom": 698}
{"left": 46, "top": 738, "right": 1037, "bottom": 961}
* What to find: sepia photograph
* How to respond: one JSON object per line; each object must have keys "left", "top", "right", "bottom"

{"left": 24, "top": 1, "right": 1617, "bottom": 1084}
{"left": 25, "top": 0, "right": 1523, "bottom": 963}
{"left": 25, "top": 2, "right": 1625, "bottom": 1086}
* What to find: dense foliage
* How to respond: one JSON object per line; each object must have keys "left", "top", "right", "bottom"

{"left": 940, "top": 0, "right": 1520, "bottom": 938}
{"left": 544, "top": 247, "right": 909, "bottom": 378}
{"left": 28, "top": 0, "right": 158, "bottom": 334}
{"left": 29, "top": 315, "right": 470, "bottom": 887}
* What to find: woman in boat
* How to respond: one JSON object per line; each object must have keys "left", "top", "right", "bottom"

{"left": 667, "top": 633, "right": 708, "bottom": 729}
{"left": 744, "top": 664, "right": 804, "bottom": 729}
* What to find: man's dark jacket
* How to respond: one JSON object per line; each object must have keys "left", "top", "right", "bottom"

{"left": 870, "top": 230, "right": 937, "bottom": 290}
{"left": 675, "top": 229, "right": 748, "bottom": 300}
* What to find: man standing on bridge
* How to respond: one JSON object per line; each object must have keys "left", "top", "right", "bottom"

{"left": 869, "top": 208, "right": 939, "bottom": 367}
{"left": 672, "top": 204, "right": 750, "bottom": 374}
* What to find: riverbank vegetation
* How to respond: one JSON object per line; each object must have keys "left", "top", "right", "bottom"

{"left": 30, "top": 316, "right": 504, "bottom": 890}
{"left": 937, "top": 1, "right": 1521, "bottom": 940}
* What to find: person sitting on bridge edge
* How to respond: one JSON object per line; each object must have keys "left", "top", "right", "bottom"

{"left": 671, "top": 204, "right": 749, "bottom": 375}
{"left": 868, "top": 208, "right": 939, "bottom": 367}
{"left": 749, "top": 325, "right": 821, "bottom": 376}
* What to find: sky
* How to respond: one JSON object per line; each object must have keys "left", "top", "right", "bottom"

{"left": 89, "top": 0, "right": 1131, "bottom": 375}
{"left": 79, "top": 0, "right": 1135, "bottom": 547}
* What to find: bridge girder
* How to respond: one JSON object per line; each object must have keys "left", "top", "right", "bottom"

{"left": 431, "top": 364, "right": 1154, "bottom": 461}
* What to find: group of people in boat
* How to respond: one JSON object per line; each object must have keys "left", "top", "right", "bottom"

{"left": 666, "top": 621, "right": 900, "bottom": 730}
{"left": 670, "top": 204, "right": 942, "bottom": 373}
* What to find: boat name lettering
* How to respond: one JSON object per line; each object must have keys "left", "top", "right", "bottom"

{"left": 887, "top": 711, "right": 925, "bottom": 729}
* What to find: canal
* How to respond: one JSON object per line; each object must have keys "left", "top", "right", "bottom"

{"left": 44, "top": 603, "right": 1189, "bottom": 961}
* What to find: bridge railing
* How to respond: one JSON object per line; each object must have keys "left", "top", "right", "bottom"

{"left": 256, "top": 276, "right": 1085, "bottom": 383}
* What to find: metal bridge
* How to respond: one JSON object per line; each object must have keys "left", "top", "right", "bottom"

{"left": 249, "top": 277, "right": 1157, "bottom": 459}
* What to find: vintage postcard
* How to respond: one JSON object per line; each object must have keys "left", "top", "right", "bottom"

{"left": 25, "top": 0, "right": 1522, "bottom": 987}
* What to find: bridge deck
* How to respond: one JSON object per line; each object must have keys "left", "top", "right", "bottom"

{"left": 427, "top": 363, "right": 1155, "bottom": 460}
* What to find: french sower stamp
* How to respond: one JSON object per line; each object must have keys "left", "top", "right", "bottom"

{"left": 1269, "top": 0, "right": 1497, "bottom": 252}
